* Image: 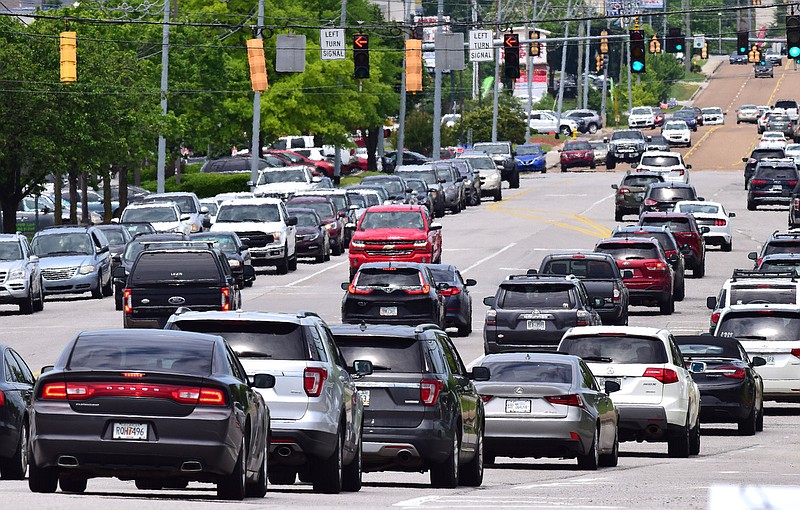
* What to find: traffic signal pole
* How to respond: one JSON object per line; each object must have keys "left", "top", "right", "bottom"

{"left": 397, "top": 0, "right": 409, "bottom": 167}
{"left": 555, "top": 0, "right": 573, "bottom": 137}
{"left": 432, "top": 0, "right": 444, "bottom": 159}
{"left": 156, "top": 0, "right": 171, "bottom": 194}
{"left": 250, "top": 0, "right": 265, "bottom": 187}
{"left": 491, "top": 0, "right": 501, "bottom": 143}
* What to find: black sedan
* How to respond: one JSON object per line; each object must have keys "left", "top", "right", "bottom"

{"left": 28, "top": 329, "right": 273, "bottom": 499}
{"left": 95, "top": 224, "right": 133, "bottom": 269}
{"left": 675, "top": 335, "right": 765, "bottom": 435}
{"left": 287, "top": 207, "right": 330, "bottom": 263}
{"left": 0, "top": 345, "right": 35, "bottom": 480}
{"left": 192, "top": 231, "right": 256, "bottom": 288}
{"left": 428, "top": 263, "right": 476, "bottom": 337}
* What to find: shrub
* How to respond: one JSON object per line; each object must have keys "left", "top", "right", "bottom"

{"left": 140, "top": 173, "right": 250, "bottom": 198}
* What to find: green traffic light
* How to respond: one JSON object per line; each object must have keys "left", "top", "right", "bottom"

{"left": 632, "top": 61, "right": 644, "bottom": 72}
{"left": 739, "top": 46, "right": 746, "bottom": 53}
{"left": 676, "top": 44, "right": 683, "bottom": 51}
{"left": 790, "top": 47, "right": 800, "bottom": 58}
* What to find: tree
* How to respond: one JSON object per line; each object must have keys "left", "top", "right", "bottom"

{"left": 458, "top": 96, "right": 527, "bottom": 145}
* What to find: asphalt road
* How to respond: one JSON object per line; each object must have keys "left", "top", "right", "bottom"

{"left": 3, "top": 62, "right": 800, "bottom": 508}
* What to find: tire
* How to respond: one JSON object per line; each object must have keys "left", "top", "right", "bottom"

{"left": 245, "top": 439, "right": 268, "bottom": 498}
{"left": 217, "top": 438, "right": 246, "bottom": 500}
{"left": 756, "top": 401, "right": 764, "bottom": 432}
{"left": 606, "top": 158, "right": 616, "bottom": 170}
{"left": 135, "top": 479, "right": 163, "bottom": 490}
{"left": 33, "top": 281, "right": 44, "bottom": 312}
{"left": 332, "top": 239, "right": 343, "bottom": 256}
{"left": 576, "top": 430, "right": 599, "bottom": 470}
{"left": 675, "top": 278, "right": 685, "bottom": 301}
{"left": 244, "top": 277, "right": 254, "bottom": 288}
{"left": 689, "top": 421, "right": 701, "bottom": 455}
{"left": 288, "top": 254, "right": 298, "bottom": 271}
{"left": 494, "top": 188, "right": 502, "bottom": 202}
{"left": 738, "top": 404, "right": 758, "bottom": 436}
{"left": 451, "top": 202, "right": 461, "bottom": 214}
{"left": 561, "top": 165, "right": 568, "bottom": 172}
{"left": 458, "top": 431, "right": 484, "bottom": 487}
{"left": 722, "top": 240, "right": 732, "bottom": 252}
{"left": 268, "top": 470, "right": 296, "bottom": 485}
{"left": 102, "top": 273, "right": 113, "bottom": 297}
{"left": 694, "top": 261, "right": 705, "bottom": 278}
{"left": 28, "top": 457, "right": 58, "bottom": 493}
{"left": 485, "top": 454, "right": 496, "bottom": 466}
{"left": 430, "top": 433, "right": 459, "bottom": 488}
{"left": 18, "top": 290, "right": 34, "bottom": 315}
{"left": 590, "top": 162, "right": 596, "bottom": 170}
{"left": 615, "top": 210, "right": 624, "bottom": 222}
{"left": 342, "top": 433, "right": 363, "bottom": 492}
{"left": 115, "top": 287, "right": 123, "bottom": 311}
{"left": 598, "top": 429, "right": 619, "bottom": 468}
{"left": 667, "top": 423, "right": 690, "bottom": 458}
{"left": 561, "top": 126, "right": 572, "bottom": 136}
{"left": 588, "top": 123, "right": 598, "bottom": 134}
{"left": 747, "top": 199, "right": 756, "bottom": 211}
{"left": 276, "top": 252, "right": 289, "bottom": 275}
{"left": 91, "top": 273, "right": 103, "bottom": 299}
{"left": 509, "top": 172, "right": 520, "bottom": 189}
{"left": 59, "top": 476, "right": 87, "bottom": 493}
{"left": 0, "top": 422, "right": 28, "bottom": 479}
{"left": 659, "top": 295, "right": 674, "bottom": 315}
{"left": 313, "top": 430, "right": 343, "bottom": 494}
{"left": 457, "top": 321, "right": 472, "bottom": 337}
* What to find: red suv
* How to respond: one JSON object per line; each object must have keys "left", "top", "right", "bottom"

{"left": 347, "top": 205, "right": 442, "bottom": 279}
{"left": 559, "top": 140, "right": 596, "bottom": 172}
{"left": 594, "top": 237, "right": 676, "bottom": 315}
{"left": 638, "top": 212, "right": 707, "bottom": 278}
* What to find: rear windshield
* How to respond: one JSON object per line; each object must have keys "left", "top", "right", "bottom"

{"left": 612, "top": 232, "right": 678, "bottom": 251}
{"left": 541, "top": 258, "right": 616, "bottom": 278}
{"left": 595, "top": 242, "right": 660, "bottom": 260}
{"left": 775, "top": 101, "right": 798, "bottom": 109}
{"left": 170, "top": 320, "right": 312, "bottom": 360}
{"left": 479, "top": 361, "right": 572, "bottom": 383}
{"left": 499, "top": 284, "right": 576, "bottom": 309}
{"left": 756, "top": 167, "right": 797, "bottom": 179}
{"left": 428, "top": 266, "right": 455, "bottom": 283}
{"left": 461, "top": 157, "right": 496, "bottom": 170}
{"left": 559, "top": 335, "right": 669, "bottom": 364}
{"left": 623, "top": 175, "right": 662, "bottom": 187}
{"left": 257, "top": 169, "right": 307, "bottom": 184}
{"left": 101, "top": 229, "right": 127, "bottom": 246}
{"left": 728, "top": 286, "right": 797, "bottom": 305}
{"left": 68, "top": 335, "right": 213, "bottom": 374}
{"left": 132, "top": 252, "right": 221, "bottom": 283}
{"left": 759, "top": 261, "right": 800, "bottom": 273}
{"left": 752, "top": 150, "right": 785, "bottom": 160}
{"left": 397, "top": 170, "right": 436, "bottom": 185}
{"left": 337, "top": 337, "right": 426, "bottom": 373}
{"left": 359, "top": 211, "right": 424, "bottom": 230}
{"left": 674, "top": 340, "right": 740, "bottom": 359}
{"left": 716, "top": 312, "right": 800, "bottom": 341}
{"left": 122, "top": 206, "right": 177, "bottom": 223}
{"left": 639, "top": 217, "right": 691, "bottom": 232}
{"left": 676, "top": 203, "right": 719, "bottom": 214}
{"left": 641, "top": 156, "right": 681, "bottom": 167}
{"left": 648, "top": 187, "right": 695, "bottom": 200}
{"left": 764, "top": 241, "right": 800, "bottom": 256}
{"left": 356, "top": 268, "right": 422, "bottom": 288}
{"left": 363, "top": 179, "right": 404, "bottom": 196}
{"left": 289, "top": 201, "right": 334, "bottom": 219}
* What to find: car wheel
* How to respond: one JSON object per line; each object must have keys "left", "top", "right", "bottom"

{"left": 134, "top": 479, "right": 163, "bottom": 490}
{"left": 342, "top": 431, "right": 363, "bottom": 492}
{"left": 494, "top": 188, "right": 502, "bottom": 202}
{"left": 722, "top": 240, "right": 733, "bottom": 252}
{"left": 102, "top": 273, "right": 113, "bottom": 297}
{"left": 244, "top": 276, "right": 254, "bottom": 287}
{"left": 667, "top": 422, "right": 690, "bottom": 458}
{"left": 28, "top": 454, "right": 58, "bottom": 493}
{"left": 245, "top": 438, "right": 268, "bottom": 498}
{"left": 217, "top": 438, "right": 246, "bottom": 500}
{"left": 675, "top": 278, "right": 685, "bottom": 301}
{"left": 588, "top": 123, "right": 598, "bottom": 134}
{"left": 332, "top": 240, "right": 343, "bottom": 256}
{"left": 747, "top": 199, "right": 756, "bottom": 211}
{"left": 576, "top": 429, "right": 599, "bottom": 470}
{"left": 18, "top": 290, "right": 34, "bottom": 315}
{"left": 313, "top": 430, "right": 343, "bottom": 494}
{"left": 276, "top": 252, "right": 290, "bottom": 275}
{"left": 59, "top": 476, "right": 87, "bottom": 493}
{"left": 115, "top": 286, "right": 123, "bottom": 311}
{"left": 756, "top": 400, "right": 764, "bottom": 432}
{"left": 458, "top": 430, "right": 484, "bottom": 486}
{"left": 268, "top": 470, "right": 296, "bottom": 485}
{"left": 694, "top": 261, "right": 705, "bottom": 278}
{"left": 598, "top": 429, "right": 619, "bottom": 467}
{"left": 457, "top": 320, "right": 472, "bottom": 337}
{"left": 614, "top": 210, "right": 625, "bottom": 222}
{"left": 91, "top": 273, "right": 104, "bottom": 299}
{"left": 510, "top": 172, "right": 520, "bottom": 189}
{"left": 606, "top": 158, "right": 616, "bottom": 170}
{"left": 0, "top": 422, "right": 28, "bottom": 479}
{"left": 561, "top": 126, "right": 572, "bottom": 136}
{"left": 451, "top": 202, "right": 461, "bottom": 214}
{"left": 288, "top": 254, "right": 298, "bottom": 271}
{"left": 430, "top": 432, "right": 460, "bottom": 488}
{"left": 689, "top": 420, "right": 701, "bottom": 455}
{"left": 738, "top": 403, "right": 758, "bottom": 436}
{"left": 590, "top": 162, "right": 596, "bottom": 170}
{"left": 561, "top": 165, "right": 568, "bottom": 172}
{"left": 659, "top": 292, "right": 674, "bottom": 314}
{"left": 33, "top": 280, "right": 44, "bottom": 312}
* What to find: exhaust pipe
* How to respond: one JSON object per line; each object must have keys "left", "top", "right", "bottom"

{"left": 276, "top": 446, "right": 293, "bottom": 458}
{"left": 180, "top": 461, "right": 202, "bottom": 472}
{"left": 57, "top": 455, "right": 79, "bottom": 467}
{"left": 396, "top": 450, "right": 413, "bottom": 463}
{"left": 645, "top": 425, "right": 663, "bottom": 438}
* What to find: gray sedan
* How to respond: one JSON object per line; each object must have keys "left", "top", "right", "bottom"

{"left": 472, "top": 352, "right": 620, "bottom": 469}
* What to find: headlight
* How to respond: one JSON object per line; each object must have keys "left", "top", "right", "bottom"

{"left": 79, "top": 265, "right": 96, "bottom": 275}
{"left": 324, "top": 223, "right": 335, "bottom": 230}
{"left": 414, "top": 240, "right": 429, "bottom": 247}
{"left": 307, "top": 233, "right": 320, "bottom": 241}
{"left": 8, "top": 268, "right": 26, "bottom": 280}
{"left": 228, "top": 259, "right": 241, "bottom": 268}
{"left": 431, "top": 191, "right": 438, "bottom": 199}
{"left": 465, "top": 180, "right": 472, "bottom": 186}
{"left": 271, "top": 231, "right": 282, "bottom": 242}
{"left": 351, "top": 240, "right": 366, "bottom": 248}
{"left": 191, "top": 223, "right": 200, "bottom": 232}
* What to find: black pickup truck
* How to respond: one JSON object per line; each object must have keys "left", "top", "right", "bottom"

{"left": 537, "top": 252, "right": 631, "bottom": 325}
{"left": 114, "top": 244, "right": 245, "bottom": 328}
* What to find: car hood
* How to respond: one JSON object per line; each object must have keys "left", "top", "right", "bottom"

{"left": 296, "top": 225, "right": 321, "bottom": 235}
{"left": 211, "top": 221, "right": 285, "bottom": 233}
{"left": 253, "top": 182, "right": 314, "bottom": 194}
{"left": 37, "top": 254, "right": 93, "bottom": 268}
{"left": 352, "top": 228, "right": 428, "bottom": 241}
{"left": 662, "top": 129, "right": 690, "bottom": 136}
{"left": 0, "top": 259, "right": 25, "bottom": 272}
{"left": 630, "top": 113, "right": 654, "bottom": 119}
{"left": 149, "top": 220, "right": 183, "bottom": 232}
{"left": 516, "top": 154, "right": 544, "bottom": 162}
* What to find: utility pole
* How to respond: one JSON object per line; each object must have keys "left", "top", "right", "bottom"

{"left": 472, "top": 0, "right": 479, "bottom": 99}
{"left": 525, "top": 21, "right": 532, "bottom": 143}
{"left": 684, "top": 0, "right": 692, "bottom": 72}
{"left": 601, "top": 19, "right": 610, "bottom": 128}
{"left": 491, "top": 0, "right": 502, "bottom": 142}
{"left": 156, "top": 0, "right": 171, "bottom": 194}
{"left": 432, "top": 0, "right": 444, "bottom": 159}
{"left": 627, "top": 32, "right": 632, "bottom": 114}
{"left": 333, "top": 0, "right": 347, "bottom": 180}
{"left": 249, "top": 0, "right": 264, "bottom": 187}
{"left": 583, "top": 18, "right": 591, "bottom": 109}
{"left": 397, "top": 0, "right": 409, "bottom": 166}
{"left": 556, "top": 0, "right": 573, "bottom": 133}
{"left": 576, "top": 15, "right": 585, "bottom": 108}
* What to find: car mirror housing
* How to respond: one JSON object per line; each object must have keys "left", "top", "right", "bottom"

{"left": 465, "top": 278, "right": 477, "bottom": 287}
{"left": 470, "top": 366, "right": 491, "bottom": 381}
{"left": 286, "top": 216, "right": 298, "bottom": 226}
{"left": 112, "top": 266, "right": 127, "bottom": 279}
{"left": 429, "top": 222, "right": 443, "bottom": 230}
{"left": 40, "top": 365, "right": 54, "bottom": 374}
{"left": 251, "top": 373, "right": 276, "bottom": 389}
{"left": 604, "top": 380, "right": 621, "bottom": 393}
{"left": 747, "top": 251, "right": 758, "bottom": 260}
{"left": 483, "top": 296, "right": 495, "bottom": 306}
{"left": 728, "top": 212, "right": 736, "bottom": 218}
{"left": 752, "top": 356, "right": 767, "bottom": 367}
{"left": 200, "top": 206, "right": 209, "bottom": 215}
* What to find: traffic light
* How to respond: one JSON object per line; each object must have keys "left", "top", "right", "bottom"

{"left": 353, "top": 34, "right": 369, "bottom": 79}
{"left": 666, "top": 27, "right": 684, "bottom": 53}
{"left": 405, "top": 39, "right": 422, "bottom": 93}
{"left": 748, "top": 44, "right": 761, "bottom": 63}
{"left": 595, "top": 53, "right": 604, "bottom": 72}
{"left": 504, "top": 33, "right": 520, "bottom": 79}
{"left": 630, "top": 29, "right": 646, "bottom": 73}
{"left": 59, "top": 31, "right": 77, "bottom": 83}
{"left": 787, "top": 15, "right": 800, "bottom": 59}
{"left": 737, "top": 30, "right": 749, "bottom": 55}
{"left": 649, "top": 34, "right": 661, "bottom": 54}
{"left": 245, "top": 38, "right": 268, "bottom": 92}
{"left": 529, "top": 30, "right": 540, "bottom": 57}
{"left": 700, "top": 42, "right": 708, "bottom": 60}
{"left": 600, "top": 30, "right": 609, "bottom": 54}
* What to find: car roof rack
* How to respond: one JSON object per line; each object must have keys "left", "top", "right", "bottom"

{"left": 730, "top": 269, "right": 797, "bottom": 281}
{"left": 506, "top": 273, "right": 578, "bottom": 281}
{"left": 771, "top": 231, "right": 800, "bottom": 239}
{"left": 141, "top": 240, "right": 215, "bottom": 250}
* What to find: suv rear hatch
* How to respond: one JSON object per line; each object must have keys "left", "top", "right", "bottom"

{"left": 491, "top": 282, "right": 580, "bottom": 346}
{"left": 344, "top": 268, "right": 435, "bottom": 321}
{"left": 595, "top": 242, "right": 669, "bottom": 292}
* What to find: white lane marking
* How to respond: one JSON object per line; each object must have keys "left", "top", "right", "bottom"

{"left": 515, "top": 477, "right": 609, "bottom": 490}
{"left": 285, "top": 261, "right": 346, "bottom": 287}
{"left": 462, "top": 243, "right": 517, "bottom": 274}
{"left": 394, "top": 495, "right": 441, "bottom": 507}
{"left": 547, "top": 194, "right": 588, "bottom": 197}
{"left": 581, "top": 193, "right": 614, "bottom": 215}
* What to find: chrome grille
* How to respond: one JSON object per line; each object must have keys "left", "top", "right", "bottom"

{"left": 42, "top": 266, "right": 78, "bottom": 281}
{"left": 235, "top": 231, "right": 272, "bottom": 248}
{"left": 364, "top": 240, "right": 415, "bottom": 246}
{"left": 0, "top": 270, "right": 7, "bottom": 283}
{"left": 366, "top": 249, "right": 413, "bottom": 256}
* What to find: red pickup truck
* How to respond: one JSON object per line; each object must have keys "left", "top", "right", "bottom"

{"left": 347, "top": 205, "right": 442, "bottom": 279}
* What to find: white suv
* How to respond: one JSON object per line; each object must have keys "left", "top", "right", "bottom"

{"left": 628, "top": 107, "right": 657, "bottom": 129}
{"left": 558, "top": 326, "right": 701, "bottom": 458}
{"left": 211, "top": 197, "right": 298, "bottom": 274}
{"left": 634, "top": 150, "right": 691, "bottom": 183}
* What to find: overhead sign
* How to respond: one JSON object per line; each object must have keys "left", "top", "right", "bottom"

{"left": 641, "top": 0, "right": 664, "bottom": 8}
{"left": 469, "top": 30, "right": 494, "bottom": 62}
{"left": 276, "top": 34, "right": 306, "bottom": 72}
{"left": 436, "top": 32, "right": 465, "bottom": 71}
{"left": 320, "top": 29, "right": 345, "bottom": 60}
{"left": 605, "top": 0, "right": 642, "bottom": 17}
{"left": 693, "top": 34, "right": 705, "bottom": 49}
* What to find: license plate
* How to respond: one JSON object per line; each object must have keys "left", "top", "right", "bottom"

{"left": 112, "top": 422, "right": 148, "bottom": 440}
{"left": 527, "top": 320, "right": 546, "bottom": 330}
{"left": 358, "top": 390, "right": 370, "bottom": 407}
{"left": 772, "top": 186, "right": 783, "bottom": 191}
{"left": 505, "top": 399, "right": 532, "bottom": 413}
{"left": 379, "top": 306, "right": 398, "bottom": 316}
{"left": 764, "top": 355, "right": 775, "bottom": 365}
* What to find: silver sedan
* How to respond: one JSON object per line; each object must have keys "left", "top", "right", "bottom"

{"left": 473, "top": 352, "right": 620, "bottom": 469}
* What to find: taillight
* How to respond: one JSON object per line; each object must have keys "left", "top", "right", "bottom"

{"left": 221, "top": 287, "right": 231, "bottom": 311}
{"left": 791, "top": 348, "right": 800, "bottom": 358}
{"left": 420, "top": 379, "right": 443, "bottom": 406}
{"left": 439, "top": 286, "right": 460, "bottom": 297}
{"left": 642, "top": 367, "right": 679, "bottom": 384}
{"left": 718, "top": 366, "right": 746, "bottom": 379}
{"left": 576, "top": 310, "right": 589, "bottom": 326}
{"left": 41, "top": 382, "right": 67, "bottom": 400}
{"left": 348, "top": 284, "right": 374, "bottom": 294}
{"left": 710, "top": 312, "right": 720, "bottom": 325}
{"left": 404, "top": 284, "right": 431, "bottom": 295}
{"left": 643, "top": 198, "right": 658, "bottom": 206}
{"left": 618, "top": 187, "right": 630, "bottom": 195}
{"left": 750, "top": 179, "right": 767, "bottom": 186}
{"left": 545, "top": 394, "right": 584, "bottom": 407}
{"left": 677, "top": 169, "right": 685, "bottom": 175}
{"left": 715, "top": 219, "right": 727, "bottom": 226}
{"left": 794, "top": 198, "right": 800, "bottom": 211}
{"left": 198, "top": 388, "right": 226, "bottom": 405}
{"left": 0, "top": 391, "right": 5, "bottom": 407}
{"left": 123, "top": 288, "right": 132, "bottom": 314}
{"left": 486, "top": 309, "right": 497, "bottom": 326}
{"left": 757, "top": 257, "right": 763, "bottom": 266}
{"left": 40, "top": 382, "right": 226, "bottom": 405}
{"left": 644, "top": 261, "right": 667, "bottom": 271}
{"left": 304, "top": 367, "right": 328, "bottom": 397}
{"left": 480, "top": 394, "right": 493, "bottom": 403}
{"left": 612, "top": 284, "right": 621, "bottom": 302}
{"left": 789, "top": 180, "right": 798, "bottom": 187}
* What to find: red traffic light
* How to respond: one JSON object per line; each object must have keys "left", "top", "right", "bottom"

{"left": 354, "top": 35, "right": 369, "bottom": 49}
{"left": 504, "top": 34, "right": 519, "bottom": 48}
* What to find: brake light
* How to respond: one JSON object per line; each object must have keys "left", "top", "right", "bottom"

{"left": 710, "top": 311, "right": 720, "bottom": 325}
{"left": 576, "top": 310, "right": 589, "bottom": 326}
{"left": 677, "top": 169, "right": 685, "bottom": 175}
{"left": 791, "top": 349, "right": 800, "bottom": 358}
{"left": 221, "top": 287, "right": 231, "bottom": 311}
{"left": 420, "top": 379, "right": 443, "bottom": 406}
{"left": 612, "top": 284, "right": 621, "bottom": 302}
{"left": 42, "top": 382, "right": 67, "bottom": 399}
{"left": 642, "top": 367, "right": 679, "bottom": 384}
{"left": 790, "top": 180, "right": 798, "bottom": 187}
{"left": 718, "top": 366, "right": 746, "bottom": 379}
{"left": 750, "top": 179, "right": 767, "bottom": 186}
{"left": 572, "top": 254, "right": 586, "bottom": 259}
{"left": 121, "top": 372, "right": 145, "bottom": 378}
{"left": 348, "top": 284, "right": 374, "bottom": 294}
{"left": 439, "top": 286, "right": 460, "bottom": 297}
{"left": 715, "top": 219, "right": 727, "bottom": 226}
{"left": 643, "top": 199, "right": 658, "bottom": 206}
{"left": 644, "top": 261, "right": 667, "bottom": 271}
{"left": 41, "top": 382, "right": 226, "bottom": 405}
{"left": 123, "top": 288, "right": 132, "bottom": 314}
{"left": 757, "top": 310, "right": 774, "bottom": 315}
{"left": 618, "top": 187, "right": 630, "bottom": 195}
{"left": 404, "top": 284, "right": 431, "bottom": 295}
{"left": 794, "top": 198, "right": 800, "bottom": 211}
{"left": 0, "top": 391, "right": 4, "bottom": 407}
{"left": 485, "top": 309, "right": 497, "bottom": 326}
{"left": 545, "top": 394, "right": 584, "bottom": 407}
{"left": 304, "top": 367, "right": 328, "bottom": 397}
{"left": 480, "top": 394, "right": 493, "bottom": 403}
{"left": 198, "top": 388, "right": 226, "bottom": 405}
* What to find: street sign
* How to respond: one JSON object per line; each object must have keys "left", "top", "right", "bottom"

{"left": 605, "top": 0, "right": 642, "bottom": 18}
{"left": 276, "top": 34, "right": 306, "bottom": 72}
{"left": 320, "top": 29, "right": 345, "bottom": 60}
{"left": 469, "top": 30, "right": 494, "bottom": 62}
{"left": 693, "top": 34, "right": 705, "bottom": 49}
{"left": 436, "top": 32, "right": 465, "bottom": 71}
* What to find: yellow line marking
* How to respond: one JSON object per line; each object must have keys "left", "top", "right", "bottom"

{"left": 685, "top": 125, "right": 721, "bottom": 159}
{"left": 766, "top": 65, "right": 789, "bottom": 107}
{"left": 494, "top": 208, "right": 607, "bottom": 238}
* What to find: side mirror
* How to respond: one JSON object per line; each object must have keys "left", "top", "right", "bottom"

{"left": 427, "top": 185, "right": 439, "bottom": 193}
{"left": 698, "top": 197, "right": 705, "bottom": 201}
{"left": 470, "top": 366, "right": 491, "bottom": 381}
{"left": 111, "top": 253, "right": 121, "bottom": 262}
{"left": 312, "top": 176, "right": 322, "bottom": 183}
{"left": 202, "top": 217, "right": 212, "bottom": 229}
{"left": 112, "top": 266, "right": 127, "bottom": 279}
{"left": 345, "top": 223, "right": 356, "bottom": 232}
{"left": 28, "top": 255, "right": 40, "bottom": 263}
{"left": 180, "top": 214, "right": 191, "bottom": 221}
{"left": 611, "top": 184, "right": 619, "bottom": 190}
{"left": 668, "top": 253, "right": 679, "bottom": 263}
{"left": 436, "top": 282, "right": 451, "bottom": 291}
{"left": 465, "top": 278, "right": 477, "bottom": 287}
{"left": 286, "top": 216, "right": 298, "bottom": 226}
{"left": 438, "top": 178, "right": 446, "bottom": 184}
{"left": 429, "top": 222, "right": 443, "bottom": 231}
{"left": 689, "top": 361, "right": 707, "bottom": 374}
{"left": 741, "top": 157, "right": 748, "bottom": 163}
{"left": 604, "top": 380, "right": 621, "bottom": 393}
{"left": 706, "top": 296, "right": 717, "bottom": 310}
{"left": 592, "top": 297, "right": 606, "bottom": 308}
{"left": 621, "top": 269, "right": 634, "bottom": 279}
{"left": 686, "top": 164, "right": 693, "bottom": 169}
{"left": 646, "top": 136, "right": 652, "bottom": 142}
{"left": 681, "top": 243, "right": 692, "bottom": 251}
{"left": 728, "top": 212, "right": 736, "bottom": 218}
{"left": 526, "top": 269, "right": 538, "bottom": 275}
{"left": 406, "top": 187, "right": 413, "bottom": 193}
{"left": 42, "top": 206, "right": 51, "bottom": 214}
{"left": 338, "top": 211, "right": 347, "bottom": 218}
{"left": 751, "top": 356, "right": 767, "bottom": 367}
{"left": 630, "top": 163, "right": 638, "bottom": 169}
{"left": 243, "top": 265, "right": 256, "bottom": 281}
{"left": 352, "top": 360, "right": 374, "bottom": 376}
{"left": 603, "top": 137, "right": 608, "bottom": 143}
{"left": 341, "top": 282, "right": 350, "bottom": 290}
{"left": 97, "top": 245, "right": 109, "bottom": 254}
{"left": 483, "top": 296, "right": 495, "bottom": 306}
{"left": 200, "top": 206, "right": 209, "bottom": 215}
{"left": 700, "top": 226, "right": 711, "bottom": 234}
{"left": 41, "top": 365, "right": 54, "bottom": 374}
{"left": 349, "top": 204, "right": 359, "bottom": 211}
{"left": 246, "top": 180, "right": 255, "bottom": 187}
{"left": 747, "top": 251, "right": 758, "bottom": 260}
{"left": 251, "top": 373, "right": 276, "bottom": 389}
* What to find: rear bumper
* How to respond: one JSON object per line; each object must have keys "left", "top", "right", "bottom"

{"left": 484, "top": 328, "right": 565, "bottom": 353}
{"left": 268, "top": 428, "right": 338, "bottom": 465}
{"left": 614, "top": 405, "right": 678, "bottom": 442}
{"left": 361, "top": 422, "right": 455, "bottom": 472}
{"left": 484, "top": 413, "right": 592, "bottom": 458}
{"left": 596, "top": 304, "right": 626, "bottom": 323}
{"left": 761, "top": 378, "right": 800, "bottom": 401}
{"left": 698, "top": 387, "right": 752, "bottom": 423}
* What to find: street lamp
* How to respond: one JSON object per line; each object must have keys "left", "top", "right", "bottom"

{"left": 718, "top": 13, "right": 722, "bottom": 54}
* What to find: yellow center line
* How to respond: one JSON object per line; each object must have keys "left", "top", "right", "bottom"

{"left": 684, "top": 125, "right": 721, "bottom": 159}
{"left": 766, "top": 65, "right": 789, "bottom": 107}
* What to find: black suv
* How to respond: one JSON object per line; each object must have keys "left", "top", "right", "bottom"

{"left": 330, "top": 323, "right": 488, "bottom": 488}
{"left": 482, "top": 274, "right": 603, "bottom": 354}
{"left": 640, "top": 182, "right": 701, "bottom": 214}
{"left": 747, "top": 158, "right": 799, "bottom": 210}
{"left": 611, "top": 171, "right": 665, "bottom": 221}
{"left": 341, "top": 262, "right": 446, "bottom": 328}
{"left": 360, "top": 175, "right": 411, "bottom": 204}
{"left": 747, "top": 230, "right": 800, "bottom": 268}
{"left": 395, "top": 164, "right": 447, "bottom": 217}
{"left": 743, "top": 147, "right": 785, "bottom": 188}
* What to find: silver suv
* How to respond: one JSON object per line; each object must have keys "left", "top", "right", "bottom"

{"left": 0, "top": 233, "right": 44, "bottom": 314}
{"left": 564, "top": 109, "right": 603, "bottom": 134}
{"left": 165, "top": 310, "right": 370, "bottom": 494}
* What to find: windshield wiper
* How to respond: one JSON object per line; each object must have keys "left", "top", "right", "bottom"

{"left": 581, "top": 356, "right": 613, "bottom": 363}
{"left": 735, "top": 335, "right": 768, "bottom": 341}
{"left": 624, "top": 256, "right": 645, "bottom": 260}
{"left": 235, "top": 351, "right": 272, "bottom": 358}
{"left": 42, "top": 250, "right": 86, "bottom": 256}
